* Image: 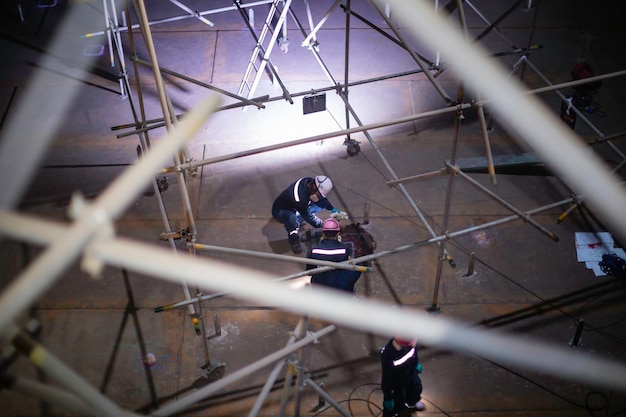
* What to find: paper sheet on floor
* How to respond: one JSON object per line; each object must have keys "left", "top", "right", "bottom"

{"left": 575, "top": 232, "right": 626, "bottom": 276}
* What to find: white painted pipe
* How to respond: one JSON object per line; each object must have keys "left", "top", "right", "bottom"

{"left": 91, "top": 237, "right": 626, "bottom": 391}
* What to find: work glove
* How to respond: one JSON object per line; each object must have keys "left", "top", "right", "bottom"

{"left": 330, "top": 208, "right": 349, "bottom": 221}
{"left": 383, "top": 399, "right": 394, "bottom": 411}
{"left": 416, "top": 363, "right": 423, "bottom": 373}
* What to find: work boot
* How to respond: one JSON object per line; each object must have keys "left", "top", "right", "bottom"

{"left": 405, "top": 400, "right": 425, "bottom": 411}
{"left": 289, "top": 234, "right": 303, "bottom": 254}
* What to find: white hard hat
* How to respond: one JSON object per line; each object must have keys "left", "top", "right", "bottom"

{"left": 315, "top": 175, "right": 333, "bottom": 197}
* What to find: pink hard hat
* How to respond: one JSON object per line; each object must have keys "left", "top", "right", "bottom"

{"left": 322, "top": 218, "right": 340, "bottom": 232}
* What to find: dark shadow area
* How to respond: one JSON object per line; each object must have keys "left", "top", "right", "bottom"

{"left": 261, "top": 219, "right": 291, "bottom": 254}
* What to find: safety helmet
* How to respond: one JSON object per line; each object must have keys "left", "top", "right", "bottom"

{"left": 315, "top": 175, "right": 333, "bottom": 197}
{"left": 322, "top": 218, "right": 341, "bottom": 233}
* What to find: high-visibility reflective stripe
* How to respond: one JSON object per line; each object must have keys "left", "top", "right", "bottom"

{"left": 393, "top": 348, "right": 415, "bottom": 366}
{"left": 293, "top": 178, "right": 303, "bottom": 202}
{"left": 311, "top": 248, "right": 347, "bottom": 256}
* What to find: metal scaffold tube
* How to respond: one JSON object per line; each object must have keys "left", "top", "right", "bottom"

{"left": 445, "top": 162, "right": 560, "bottom": 242}
{"left": 247, "top": 318, "right": 306, "bottom": 417}
{"left": 521, "top": 56, "right": 626, "bottom": 164}
{"left": 85, "top": 236, "right": 626, "bottom": 391}
{"left": 2, "top": 2, "right": 626, "bottom": 415}
{"left": 430, "top": 98, "right": 464, "bottom": 310}
{"left": 150, "top": 324, "right": 336, "bottom": 417}
{"left": 0, "top": 194, "right": 578, "bottom": 315}
{"left": 338, "top": 93, "right": 455, "bottom": 265}
{"left": 375, "top": 0, "right": 626, "bottom": 245}
{"left": 0, "top": 94, "right": 221, "bottom": 335}
{"left": 0, "top": 373, "right": 139, "bottom": 417}
{"left": 126, "top": 6, "right": 196, "bottom": 318}
{"left": 2, "top": 325, "right": 130, "bottom": 417}
{"left": 191, "top": 243, "right": 371, "bottom": 272}
{"left": 304, "top": 376, "right": 352, "bottom": 417}
{"left": 169, "top": 103, "right": 473, "bottom": 173}
{"left": 373, "top": 1, "right": 453, "bottom": 105}
{"left": 133, "top": 57, "right": 265, "bottom": 109}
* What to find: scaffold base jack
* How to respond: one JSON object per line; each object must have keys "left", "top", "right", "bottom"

{"left": 201, "top": 360, "right": 227, "bottom": 376}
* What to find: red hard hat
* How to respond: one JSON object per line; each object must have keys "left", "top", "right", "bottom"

{"left": 394, "top": 336, "right": 416, "bottom": 347}
{"left": 322, "top": 218, "right": 340, "bottom": 232}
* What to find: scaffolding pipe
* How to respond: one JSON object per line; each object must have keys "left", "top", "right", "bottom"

{"left": 102, "top": 0, "right": 114, "bottom": 67}
{"left": 373, "top": 1, "right": 453, "bottom": 105}
{"left": 340, "top": 4, "right": 434, "bottom": 66}
{"left": 0, "top": 193, "right": 575, "bottom": 271}
{"left": 2, "top": 324, "right": 129, "bottom": 417}
{"left": 475, "top": 102, "right": 497, "bottom": 184}
{"left": 0, "top": 2, "right": 103, "bottom": 211}
{"left": 82, "top": 0, "right": 274, "bottom": 37}
{"left": 112, "top": 69, "right": 626, "bottom": 140}
{"left": 6, "top": 0, "right": 626, "bottom": 413}
{"left": 126, "top": 5, "right": 197, "bottom": 317}
{"left": 234, "top": 0, "right": 293, "bottom": 104}
{"left": 465, "top": 0, "right": 522, "bottom": 47}
{"left": 376, "top": 0, "right": 626, "bottom": 245}
{"left": 112, "top": 67, "right": 431, "bottom": 135}
{"left": 338, "top": 93, "right": 454, "bottom": 264}
{"left": 150, "top": 324, "right": 336, "bottom": 417}
{"left": 519, "top": 0, "right": 541, "bottom": 81}
{"left": 343, "top": 0, "right": 351, "bottom": 142}
{"left": 588, "top": 130, "right": 626, "bottom": 145}
{"left": 455, "top": 0, "right": 497, "bottom": 185}
{"left": 300, "top": 0, "right": 342, "bottom": 48}
{"left": 169, "top": 103, "right": 473, "bottom": 173}
{"left": 155, "top": 267, "right": 320, "bottom": 312}
{"left": 0, "top": 373, "right": 141, "bottom": 417}
{"left": 525, "top": 70, "right": 626, "bottom": 96}
{"left": 446, "top": 162, "right": 559, "bottom": 242}
{"left": 0, "top": 94, "right": 220, "bottom": 335}
{"left": 248, "top": 359, "right": 286, "bottom": 417}
{"left": 133, "top": 0, "right": 174, "bottom": 133}
{"left": 430, "top": 103, "right": 464, "bottom": 310}
{"left": 520, "top": 56, "right": 626, "bottom": 163}
{"left": 247, "top": 318, "right": 305, "bottom": 417}
{"left": 0, "top": 195, "right": 577, "bottom": 315}
{"left": 166, "top": 0, "right": 214, "bottom": 27}
{"left": 386, "top": 168, "right": 447, "bottom": 186}
{"left": 87, "top": 236, "right": 626, "bottom": 391}
{"left": 304, "top": 376, "right": 352, "bottom": 417}
{"left": 135, "top": 0, "right": 203, "bottom": 323}
{"left": 191, "top": 243, "right": 371, "bottom": 272}
{"left": 280, "top": 318, "right": 306, "bottom": 417}
{"left": 134, "top": 57, "right": 265, "bottom": 108}
{"left": 278, "top": 365, "right": 296, "bottom": 417}
{"left": 293, "top": 334, "right": 305, "bottom": 417}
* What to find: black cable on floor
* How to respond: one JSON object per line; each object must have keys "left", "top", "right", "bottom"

{"left": 309, "top": 382, "right": 455, "bottom": 417}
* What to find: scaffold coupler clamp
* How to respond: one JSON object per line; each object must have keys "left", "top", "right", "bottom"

{"left": 69, "top": 193, "right": 115, "bottom": 279}
{"left": 343, "top": 137, "right": 361, "bottom": 156}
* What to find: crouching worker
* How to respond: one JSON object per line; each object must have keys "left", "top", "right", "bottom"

{"left": 272, "top": 175, "right": 340, "bottom": 254}
{"left": 306, "top": 218, "right": 362, "bottom": 292}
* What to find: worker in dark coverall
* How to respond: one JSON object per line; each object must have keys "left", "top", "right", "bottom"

{"left": 305, "top": 218, "right": 362, "bottom": 292}
{"left": 380, "top": 336, "right": 425, "bottom": 417}
{"left": 272, "top": 175, "right": 340, "bottom": 254}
